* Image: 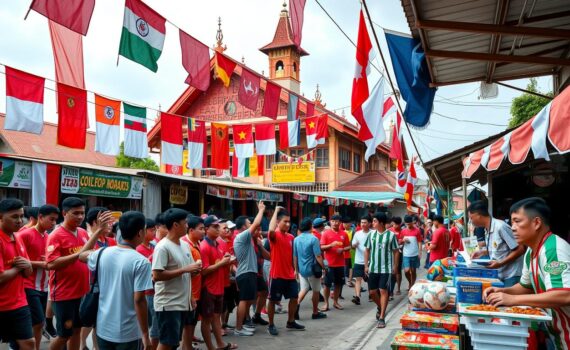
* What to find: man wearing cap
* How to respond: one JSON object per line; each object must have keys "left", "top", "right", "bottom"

{"left": 312, "top": 218, "right": 326, "bottom": 241}
{"left": 399, "top": 215, "right": 423, "bottom": 288}
{"left": 320, "top": 214, "right": 350, "bottom": 311}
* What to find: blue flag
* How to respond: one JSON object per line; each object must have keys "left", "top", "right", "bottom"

{"left": 385, "top": 31, "right": 436, "bottom": 128}
{"left": 434, "top": 188, "right": 443, "bottom": 216}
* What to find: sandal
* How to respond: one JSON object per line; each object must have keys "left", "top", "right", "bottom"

{"left": 377, "top": 319, "right": 386, "bottom": 328}
{"left": 217, "top": 343, "right": 238, "bottom": 350}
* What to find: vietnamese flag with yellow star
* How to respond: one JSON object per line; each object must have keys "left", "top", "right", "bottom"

{"left": 215, "top": 52, "right": 236, "bottom": 88}
{"left": 232, "top": 124, "right": 254, "bottom": 159}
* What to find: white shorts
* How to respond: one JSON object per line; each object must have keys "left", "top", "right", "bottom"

{"left": 300, "top": 275, "right": 321, "bottom": 293}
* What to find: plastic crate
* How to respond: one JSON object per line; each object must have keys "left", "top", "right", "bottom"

{"left": 453, "top": 267, "right": 499, "bottom": 280}
{"left": 471, "top": 341, "right": 527, "bottom": 350}
{"left": 464, "top": 316, "right": 531, "bottom": 350}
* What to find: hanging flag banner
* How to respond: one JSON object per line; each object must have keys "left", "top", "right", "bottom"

{"left": 169, "top": 184, "right": 188, "bottom": 205}
{"left": 206, "top": 185, "right": 283, "bottom": 202}
{"left": 60, "top": 166, "right": 142, "bottom": 199}
{"left": 0, "top": 158, "right": 32, "bottom": 189}
{"left": 272, "top": 162, "right": 315, "bottom": 184}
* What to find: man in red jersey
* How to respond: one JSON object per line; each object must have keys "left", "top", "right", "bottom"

{"left": 267, "top": 207, "right": 305, "bottom": 336}
{"left": 0, "top": 199, "right": 34, "bottom": 350}
{"left": 17, "top": 204, "right": 60, "bottom": 350}
{"left": 428, "top": 215, "right": 451, "bottom": 265}
{"left": 312, "top": 218, "right": 326, "bottom": 241}
{"left": 320, "top": 215, "right": 350, "bottom": 311}
{"left": 46, "top": 197, "right": 113, "bottom": 350}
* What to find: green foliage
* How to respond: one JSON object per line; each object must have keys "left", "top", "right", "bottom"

{"left": 115, "top": 142, "right": 159, "bottom": 171}
{"left": 508, "top": 78, "right": 553, "bottom": 128}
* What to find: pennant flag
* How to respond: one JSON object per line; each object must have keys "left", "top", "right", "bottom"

{"left": 351, "top": 10, "right": 375, "bottom": 140}
{"left": 361, "top": 78, "right": 387, "bottom": 161}
{"left": 306, "top": 101, "right": 315, "bottom": 117}
{"left": 317, "top": 114, "right": 328, "bottom": 145}
{"left": 262, "top": 82, "right": 281, "bottom": 119}
{"left": 289, "top": 0, "right": 307, "bottom": 48}
{"left": 279, "top": 120, "right": 300, "bottom": 149}
{"left": 32, "top": 162, "right": 60, "bottom": 207}
{"left": 395, "top": 158, "right": 407, "bottom": 193}
{"left": 49, "top": 21, "right": 85, "bottom": 89}
{"left": 161, "top": 113, "right": 183, "bottom": 175}
{"left": 123, "top": 103, "right": 148, "bottom": 159}
{"left": 30, "top": 0, "right": 95, "bottom": 35}
{"left": 255, "top": 124, "right": 276, "bottom": 156}
{"left": 94, "top": 95, "right": 121, "bottom": 156}
{"left": 238, "top": 68, "right": 260, "bottom": 110}
{"left": 233, "top": 124, "right": 254, "bottom": 159}
{"left": 385, "top": 30, "right": 436, "bottom": 128}
{"left": 180, "top": 30, "right": 210, "bottom": 91}
{"left": 298, "top": 149, "right": 314, "bottom": 164}
{"left": 119, "top": 0, "right": 166, "bottom": 72}
{"left": 4, "top": 67, "right": 45, "bottom": 134}
{"left": 187, "top": 118, "right": 207, "bottom": 169}
{"left": 215, "top": 52, "right": 236, "bottom": 88}
{"left": 404, "top": 160, "right": 417, "bottom": 207}
{"left": 57, "top": 83, "right": 87, "bottom": 149}
{"left": 211, "top": 123, "right": 230, "bottom": 169}
{"left": 232, "top": 154, "right": 263, "bottom": 178}
{"left": 287, "top": 94, "right": 299, "bottom": 121}
{"left": 389, "top": 110, "right": 404, "bottom": 160}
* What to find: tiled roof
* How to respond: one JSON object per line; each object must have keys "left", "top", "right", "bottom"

{"left": 0, "top": 114, "right": 117, "bottom": 167}
{"left": 259, "top": 9, "right": 308, "bottom": 56}
{"left": 335, "top": 170, "right": 396, "bottom": 192}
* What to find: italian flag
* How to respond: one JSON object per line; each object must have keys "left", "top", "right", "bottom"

{"left": 232, "top": 155, "right": 264, "bottom": 178}
{"left": 123, "top": 103, "right": 148, "bottom": 159}
{"left": 119, "top": 0, "right": 166, "bottom": 72}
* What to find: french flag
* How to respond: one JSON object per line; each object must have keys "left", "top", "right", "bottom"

{"left": 4, "top": 67, "right": 45, "bottom": 134}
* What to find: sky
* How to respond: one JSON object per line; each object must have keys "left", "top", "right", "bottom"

{"left": 0, "top": 0, "right": 553, "bottom": 179}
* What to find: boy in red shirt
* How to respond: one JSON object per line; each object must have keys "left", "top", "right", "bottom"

{"left": 46, "top": 197, "right": 113, "bottom": 350}
{"left": 17, "top": 204, "right": 60, "bottom": 350}
{"left": 320, "top": 214, "right": 350, "bottom": 311}
{"left": 0, "top": 199, "right": 34, "bottom": 350}
{"left": 429, "top": 215, "right": 451, "bottom": 264}
{"left": 449, "top": 221, "right": 464, "bottom": 253}
{"left": 267, "top": 207, "right": 305, "bottom": 336}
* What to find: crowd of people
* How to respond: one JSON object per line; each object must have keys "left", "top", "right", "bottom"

{"left": 0, "top": 196, "right": 567, "bottom": 350}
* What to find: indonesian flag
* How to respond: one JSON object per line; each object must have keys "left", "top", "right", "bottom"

{"left": 351, "top": 10, "right": 375, "bottom": 140}
{"left": 279, "top": 120, "right": 300, "bottom": 149}
{"left": 232, "top": 154, "right": 264, "bottom": 178}
{"left": 94, "top": 95, "right": 121, "bottom": 156}
{"left": 233, "top": 124, "right": 254, "bottom": 159}
{"left": 361, "top": 78, "right": 387, "bottom": 161}
{"left": 404, "top": 160, "right": 417, "bottom": 207}
{"left": 255, "top": 124, "right": 276, "bottom": 155}
{"left": 57, "top": 83, "right": 87, "bottom": 149}
{"left": 305, "top": 115, "right": 327, "bottom": 148}
{"left": 119, "top": 0, "right": 166, "bottom": 72}
{"left": 186, "top": 118, "right": 207, "bottom": 169}
{"left": 30, "top": 0, "right": 95, "bottom": 35}
{"left": 123, "top": 103, "right": 148, "bottom": 159}
{"left": 161, "top": 113, "right": 183, "bottom": 175}
{"left": 215, "top": 52, "right": 236, "bottom": 88}
{"left": 32, "top": 162, "right": 60, "bottom": 207}
{"left": 395, "top": 158, "right": 407, "bottom": 193}
{"left": 4, "top": 67, "right": 45, "bottom": 134}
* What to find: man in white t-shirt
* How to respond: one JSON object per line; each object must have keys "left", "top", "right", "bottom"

{"left": 351, "top": 216, "right": 371, "bottom": 305}
{"left": 151, "top": 209, "right": 202, "bottom": 350}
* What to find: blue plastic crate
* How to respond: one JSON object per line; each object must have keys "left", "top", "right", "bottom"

{"left": 453, "top": 268, "right": 499, "bottom": 285}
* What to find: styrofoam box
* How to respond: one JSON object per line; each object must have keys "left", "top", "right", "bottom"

{"left": 471, "top": 341, "right": 527, "bottom": 350}
{"left": 470, "top": 331, "right": 528, "bottom": 347}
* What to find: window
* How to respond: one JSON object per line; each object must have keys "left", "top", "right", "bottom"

{"left": 353, "top": 153, "right": 361, "bottom": 173}
{"left": 266, "top": 155, "right": 274, "bottom": 170}
{"left": 339, "top": 148, "right": 351, "bottom": 170}
{"left": 275, "top": 60, "right": 284, "bottom": 77}
{"left": 316, "top": 148, "right": 329, "bottom": 167}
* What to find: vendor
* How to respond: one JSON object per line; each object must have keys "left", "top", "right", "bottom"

{"left": 468, "top": 200, "right": 525, "bottom": 287}
{"left": 484, "top": 197, "right": 570, "bottom": 350}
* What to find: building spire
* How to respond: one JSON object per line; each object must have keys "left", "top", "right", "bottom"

{"left": 314, "top": 84, "right": 326, "bottom": 108}
{"left": 281, "top": 0, "right": 288, "bottom": 16}
{"left": 214, "top": 17, "right": 226, "bottom": 52}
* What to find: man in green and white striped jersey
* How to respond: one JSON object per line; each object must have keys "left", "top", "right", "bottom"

{"left": 485, "top": 198, "right": 570, "bottom": 350}
{"left": 364, "top": 212, "right": 399, "bottom": 329}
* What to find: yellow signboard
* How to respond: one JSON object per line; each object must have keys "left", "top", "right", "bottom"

{"left": 272, "top": 162, "right": 315, "bottom": 184}
{"left": 170, "top": 184, "right": 188, "bottom": 205}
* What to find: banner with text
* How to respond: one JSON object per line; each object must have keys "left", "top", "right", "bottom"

{"left": 272, "top": 161, "right": 315, "bottom": 184}
{"left": 0, "top": 158, "right": 32, "bottom": 189}
{"left": 61, "top": 167, "right": 143, "bottom": 199}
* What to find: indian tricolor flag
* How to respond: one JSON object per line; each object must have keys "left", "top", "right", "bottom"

{"left": 119, "top": 0, "right": 166, "bottom": 72}
{"left": 124, "top": 103, "right": 148, "bottom": 159}
{"left": 94, "top": 94, "right": 121, "bottom": 156}
{"left": 232, "top": 154, "right": 264, "bottom": 178}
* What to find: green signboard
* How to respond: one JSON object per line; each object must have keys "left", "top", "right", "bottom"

{"left": 0, "top": 158, "right": 31, "bottom": 189}
{"left": 61, "top": 166, "right": 142, "bottom": 199}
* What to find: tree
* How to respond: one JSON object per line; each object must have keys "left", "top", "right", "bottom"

{"left": 508, "top": 78, "right": 553, "bottom": 128}
{"left": 115, "top": 142, "right": 159, "bottom": 171}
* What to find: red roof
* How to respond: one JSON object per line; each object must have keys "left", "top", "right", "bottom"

{"left": 0, "top": 114, "right": 116, "bottom": 167}
{"left": 335, "top": 170, "right": 396, "bottom": 192}
{"left": 259, "top": 7, "right": 308, "bottom": 56}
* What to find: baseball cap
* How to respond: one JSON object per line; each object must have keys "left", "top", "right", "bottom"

{"left": 226, "top": 220, "right": 236, "bottom": 229}
{"left": 313, "top": 218, "right": 326, "bottom": 228}
{"left": 204, "top": 215, "right": 221, "bottom": 227}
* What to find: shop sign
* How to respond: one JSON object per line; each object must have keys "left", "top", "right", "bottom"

{"left": 61, "top": 166, "right": 142, "bottom": 199}
{"left": 0, "top": 158, "right": 31, "bottom": 189}
{"left": 170, "top": 184, "right": 188, "bottom": 205}
{"left": 272, "top": 161, "right": 315, "bottom": 184}
{"left": 206, "top": 185, "right": 283, "bottom": 202}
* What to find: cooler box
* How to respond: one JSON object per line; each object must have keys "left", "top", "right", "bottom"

{"left": 391, "top": 331, "right": 460, "bottom": 350}
{"left": 456, "top": 277, "right": 504, "bottom": 304}
{"left": 400, "top": 311, "right": 459, "bottom": 335}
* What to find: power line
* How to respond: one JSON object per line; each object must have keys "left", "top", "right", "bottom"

{"left": 432, "top": 111, "right": 508, "bottom": 127}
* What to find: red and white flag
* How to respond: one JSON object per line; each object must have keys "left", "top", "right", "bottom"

{"left": 405, "top": 160, "right": 417, "bottom": 207}
{"left": 187, "top": 118, "right": 207, "bottom": 170}
{"left": 395, "top": 158, "right": 407, "bottom": 193}
{"left": 255, "top": 124, "right": 276, "bottom": 155}
{"left": 305, "top": 115, "right": 327, "bottom": 149}
{"left": 30, "top": 0, "right": 95, "bottom": 35}
{"left": 361, "top": 78, "right": 388, "bottom": 161}
{"left": 389, "top": 110, "right": 404, "bottom": 160}
{"left": 32, "top": 162, "right": 60, "bottom": 207}
{"left": 161, "top": 113, "right": 183, "bottom": 175}
{"left": 4, "top": 67, "right": 45, "bottom": 134}
{"left": 233, "top": 124, "right": 254, "bottom": 159}
{"left": 279, "top": 120, "right": 300, "bottom": 149}
{"left": 351, "top": 10, "right": 375, "bottom": 140}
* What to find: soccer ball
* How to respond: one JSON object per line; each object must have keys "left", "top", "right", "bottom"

{"left": 423, "top": 282, "right": 450, "bottom": 311}
{"left": 427, "top": 264, "right": 445, "bottom": 281}
{"left": 439, "top": 257, "right": 455, "bottom": 271}
{"left": 408, "top": 282, "right": 429, "bottom": 308}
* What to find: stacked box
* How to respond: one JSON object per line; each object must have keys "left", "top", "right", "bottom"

{"left": 391, "top": 331, "right": 460, "bottom": 350}
{"left": 400, "top": 311, "right": 459, "bottom": 335}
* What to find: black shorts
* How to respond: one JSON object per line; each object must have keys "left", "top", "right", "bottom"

{"left": 156, "top": 310, "right": 184, "bottom": 347}
{"left": 185, "top": 307, "right": 200, "bottom": 326}
{"left": 200, "top": 290, "right": 224, "bottom": 318}
{"left": 236, "top": 272, "right": 257, "bottom": 301}
{"left": 223, "top": 284, "right": 239, "bottom": 313}
{"left": 25, "top": 289, "right": 48, "bottom": 326}
{"left": 344, "top": 258, "right": 353, "bottom": 269}
{"left": 324, "top": 266, "right": 345, "bottom": 288}
{"left": 0, "top": 306, "right": 33, "bottom": 342}
{"left": 256, "top": 275, "right": 268, "bottom": 292}
{"left": 269, "top": 278, "right": 299, "bottom": 302}
{"left": 368, "top": 273, "right": 391, "bottom": 291}
{"left": 53, "top": 298, "right": 82, "bottom": 338}
{"left": 353, "top": 264, "right": 365, "bottom": 278}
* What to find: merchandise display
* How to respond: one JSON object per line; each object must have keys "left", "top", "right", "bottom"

{"left": 423, "top": 282, "right": 450, "bottom": 311}
{"left": 391, "top": 331, "right": 460, "bottom": 350}
{"left": 400, "top": 310, "right": 459, "bottom": 335}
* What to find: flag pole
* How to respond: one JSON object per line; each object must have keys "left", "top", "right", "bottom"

{"left": 24, "top": 0, "right": 34, "bottom": 20}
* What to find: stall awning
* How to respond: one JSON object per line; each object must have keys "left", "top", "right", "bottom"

{"left": 298, "top": 191, "right": 406, "bottom": 206}
{"left": 462, "top": 87, "right": 570, "bottom": 179}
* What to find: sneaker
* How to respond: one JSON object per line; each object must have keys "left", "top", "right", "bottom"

{"left": 243, "top": 324, "right": 256, "bottom": 332}
{"left": 252, "top": 315, "right": 269, "bottom": 325}
{"left": 311, "top": 312, "right": 327, "bottom": 320}
{"left": 267, "top": 325, "right": 279, "bottom": 336}
{"left": 351, "top": 296, "right": 361, "bottom": 305}
{"left": 234, "top": 328, "right": 254, "bottom": 337}
{"left": 377, "top": 319, "right": 386, "bottom": 328}
{"left": 286, "top": 321, "right": 305, "bottom": 331}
